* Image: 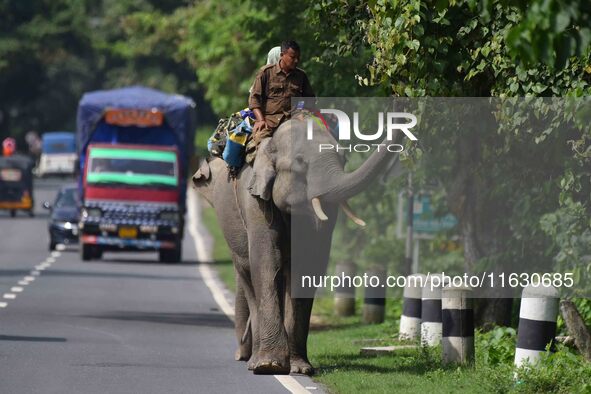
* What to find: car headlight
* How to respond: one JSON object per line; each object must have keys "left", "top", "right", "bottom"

{"left": 82, "top": 207, "right": 102, "bottom": 218}
{"left": 54, "top": 221, "right": 74, "bottom": 229}
{"left": 158, "top": 212, "right": 179, "bottom": 221}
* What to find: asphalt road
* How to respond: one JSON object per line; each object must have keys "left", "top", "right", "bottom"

{"left": 0, "top": 178, "right": 318, "bottom": 394}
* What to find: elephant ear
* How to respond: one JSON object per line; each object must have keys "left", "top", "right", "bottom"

{"left": 248, "top": 138, "right": 276, "bottom": 201}
{"left": 192, "top": 159, "right": 211, "bottom": 185}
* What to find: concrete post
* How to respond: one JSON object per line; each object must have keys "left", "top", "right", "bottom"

{"left": 334, "top": 261, "right": 356, "bottom": 317}
{"left": 363, "top": 267, "right": 387, "bottom": 324}
{"left": 421, "top": 274, "right": 443, "bottom": 346}
{"left": 442, "top": 285, "right": 474, "bottom": 365}
{"left": 514, "top": 284, "right": 559, "bottom": 368}
{"left": 399, "top": 274, "right": 425, "bottom": 340}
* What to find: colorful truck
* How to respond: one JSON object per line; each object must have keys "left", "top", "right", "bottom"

{"left": 76, "top": 86, "right": 196, "bottom": 262}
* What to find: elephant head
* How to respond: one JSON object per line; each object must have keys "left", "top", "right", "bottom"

{"left": 248, "top": 117, "right": 400, "bottom": 225}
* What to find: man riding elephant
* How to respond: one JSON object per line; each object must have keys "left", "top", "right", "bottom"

{"left": 248, "top": 40, "right": 315, "bottom": 147}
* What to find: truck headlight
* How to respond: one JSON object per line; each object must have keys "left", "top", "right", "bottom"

{"left": 82, "top": 207, "right": 102, "bottom": 218}
{"left": 158, "top": 212, "right": 178, "bottom": 221}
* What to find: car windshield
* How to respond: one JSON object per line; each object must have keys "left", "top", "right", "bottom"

{"left": 87, "top": 148, "right": 178, "bottom": 187}
{"left": 55, "top": 188, "right": 78, "bottom": 208}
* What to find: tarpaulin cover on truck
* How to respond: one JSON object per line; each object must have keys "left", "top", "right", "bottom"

{"left": 76, "top": 86, "right": 196, "bottom": 166}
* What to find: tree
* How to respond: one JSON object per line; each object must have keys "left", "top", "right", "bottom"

{"left": 310, "top": 0, "right": 590, "bottom": 326}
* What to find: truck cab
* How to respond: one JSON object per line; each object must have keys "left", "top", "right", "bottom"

{"left": 80, "top": 144, "right": 183, "bottom": 262}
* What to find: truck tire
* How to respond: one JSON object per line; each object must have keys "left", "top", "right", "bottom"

{"left": 159, "top": 244, "right": 182, "bottom": 264}
{"left": 93, "top": 247, "right": 103, "bottom": 260}
{"left": 81, "top": 244, "right": 93, "bottom": 261}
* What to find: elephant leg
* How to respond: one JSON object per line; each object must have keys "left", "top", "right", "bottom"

{"left": 247, "top": 207, "right": 290, "bottom": 374}
{"left": 284, "top": 213, "right": 336, "bottom": 376}
{"left": 233, "top": 263, "right": 252, "bottom": 361}
{"left": 284, "top": 289, "right": 315, "bottom": 375}
{"left": 233, "top": 254, "right": 260, "bottom": 370}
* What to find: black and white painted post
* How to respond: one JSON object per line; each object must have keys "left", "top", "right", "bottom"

{"left": 363, "top": 267, "right": 387, "bottom": 324}
{"left": 399, "top": 274, "right": 426, "bottom": 340}
{"left": 515, "top": 284, "right": 559, "bottom": 368}
{"left": 421, "top": 274, "right": 444, "bottom": 346}
{"left": 442, "top": 285, "right": 474, "bottom": 365}
{"left": 334, "top": 261, "right": 356, "bottom": 317}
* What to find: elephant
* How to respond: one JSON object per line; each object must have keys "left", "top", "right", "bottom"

{"left": 192, "top": 117, "right": 400, "bottom": 375}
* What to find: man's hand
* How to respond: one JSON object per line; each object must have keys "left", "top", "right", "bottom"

{"left": 253, "top": 119, "right": 268, "bottom": 134}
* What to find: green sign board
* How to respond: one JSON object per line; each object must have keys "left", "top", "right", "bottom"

{"left": 412, "top": 194, "right": 457, "bottom": 234}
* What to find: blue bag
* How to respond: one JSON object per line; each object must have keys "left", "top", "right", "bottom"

{"left": 222, "top": 120, "right": 252, "bottom": 170}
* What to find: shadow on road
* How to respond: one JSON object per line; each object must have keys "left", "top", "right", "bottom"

{"left": 0, "top": 269, "right": 36, "bottom": 277}
{"left": 96, "top": 256, "right": 200, "bottom": 266}
{"left": 42, "top": 269, "right": 199, "bottom": 282}
{"left": 0, "top": 335, "right": 67, "bottom": 343}
{"left": 80, "top": 311, "right": 233, "bottom": 328}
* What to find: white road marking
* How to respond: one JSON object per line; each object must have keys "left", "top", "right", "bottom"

{"left": 31, "top": 271, "right": 40, "bottom": 276}
{"left": 3, "top": 294, "right": 16, "bottom": 299}
{"left": 10, "top": 287, "right": 23, "bottom": 292}
{"left": 187, "top": 188, "right": 312, "bottom": 394}
{"left": 24, "top": 276, "right": 35, "bottom": 282}
{"left": 51, "top": 251, "right": 61, "bottom": 258}
{"left": 56, "top": 244, "right": 65, "bottom": 251}
{"left": 305, "top": 387, "right": 318, "bottom": 390}
{"left": 274, "top": 376, "right": 313, "bottom": 394}
{"left": 187, "top": 188, "right": 234, "bottom": 319}
{"left": 18, "top": 281, "right": 29, "bottom": 286}
{"left": 45, "top": 257, "right": 56, "bottom": 263}
{"left": 0, "top": 302, "right": 7, "bottom": 308}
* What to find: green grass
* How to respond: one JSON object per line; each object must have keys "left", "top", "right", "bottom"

{"left": 197, "top": 167, "right": 591, "bottom": 393}
{"left": 308, "top": 298, "right": 511, "bottom": 394}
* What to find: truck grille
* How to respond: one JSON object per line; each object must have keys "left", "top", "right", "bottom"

{"left": 83, "top": 201, "right": 178, "bottom": 225}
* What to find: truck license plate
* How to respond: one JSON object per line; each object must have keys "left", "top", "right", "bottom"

{"left": 118, "top": 227, "right": 137, "bottom": 238}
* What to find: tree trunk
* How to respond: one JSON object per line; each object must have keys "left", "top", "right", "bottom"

{"left": 560, "top": 300, "right": 591, "bottom": 362}
{"left": 446, "top": 131, "right": 513, "bottom": 328}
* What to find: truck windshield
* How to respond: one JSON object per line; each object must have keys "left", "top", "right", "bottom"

{"left": 87, "top": 148, "right": 178, "bottom": 187}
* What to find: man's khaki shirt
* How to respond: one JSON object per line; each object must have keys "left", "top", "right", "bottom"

{"left": 249, "top": 62, "right": 315, "bottom": 128}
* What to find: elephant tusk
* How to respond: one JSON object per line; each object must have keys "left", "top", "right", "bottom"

{"left": 341, "top": 201, "right": 366, "bottom": 227}
{"left": 311, "top": 197, "right": 328, "bottom": 221}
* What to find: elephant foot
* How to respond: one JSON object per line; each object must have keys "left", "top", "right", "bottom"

{"left": 249, "top": 353, "right": 289, "bottom": 375}
{"left": 247, "top": 354, "right": 258, "bottom": 370}
{"left": 253, "top": 359, "right": 290, "bottom": 375}
{"left": 290, "top": 356, "right": 315, "bottom": 376}
{"left": 235, "top": 347, "right": 251, "bottom": 361}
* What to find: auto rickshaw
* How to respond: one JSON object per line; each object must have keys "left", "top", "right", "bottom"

{"left": 0, "top": 154, "right": 35, "bottom": 217}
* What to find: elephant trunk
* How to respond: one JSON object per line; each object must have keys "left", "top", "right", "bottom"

{"left": 318, "top": 139, "right": 400, "bottom": 203}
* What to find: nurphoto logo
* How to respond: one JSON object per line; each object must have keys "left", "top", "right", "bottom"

{"left": 307, "top": 109, "right": 418, "bottom": 153}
